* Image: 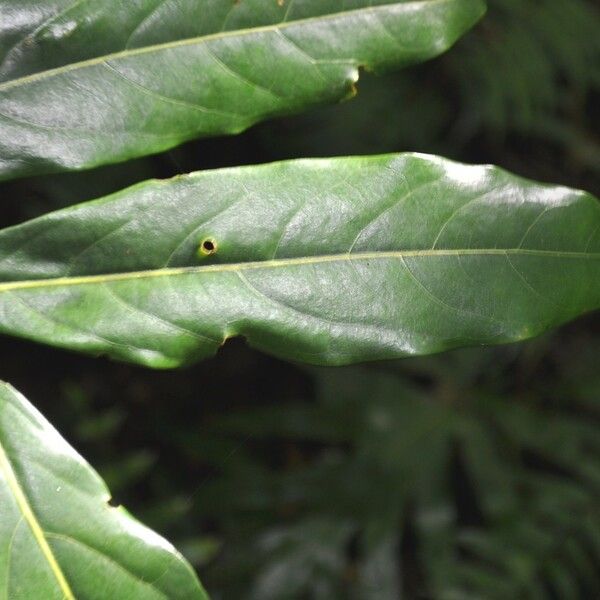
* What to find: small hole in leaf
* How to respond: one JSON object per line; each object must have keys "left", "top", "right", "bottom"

{"left": 199, "top": 237, "right": 218, "bottom": 256}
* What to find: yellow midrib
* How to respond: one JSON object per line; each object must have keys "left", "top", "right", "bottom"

{"left": 0, "top": 439, "right": 75, "bottom": 599}
{"left": 0, "top": 0, "right": 456, "bottom": 92}
{"left": 0, "top": 247, "right": 597, "bottom": 294}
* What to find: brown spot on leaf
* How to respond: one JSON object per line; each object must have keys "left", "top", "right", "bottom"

{"left": 199, "top": 237, "right": 218, "bottom": 256}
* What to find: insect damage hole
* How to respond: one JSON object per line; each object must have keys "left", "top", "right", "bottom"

{"left": 199, "top": 237, "right": 218, "bottom": 257}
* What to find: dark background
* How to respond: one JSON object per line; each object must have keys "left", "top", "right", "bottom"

{"left": 1, "top": 1, "right": 599, "bottom": 598}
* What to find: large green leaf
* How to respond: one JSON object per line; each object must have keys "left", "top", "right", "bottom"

{"left": 0, "top": 381, "right": 208, "bottom": 598}
{"left": 0, "top": 153, "right": 598, "bottom": 368}
{"left": 0, "top": 0, "right": 478, "bottom": 79}
{"left": 0, "top": 0, "right": 485, "bottom": 181}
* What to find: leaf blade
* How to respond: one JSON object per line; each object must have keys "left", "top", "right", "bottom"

{"left": 0, "top": 381, "right": 208, "bottom": 599}
{"left": 0, "top": 153, "right": 598, "bottom": 367}
{"left": 0, "top": 0, "right": 486, "bottom": 180}
{"left": 0, "top": 433, "right": 74, "bottom": 599}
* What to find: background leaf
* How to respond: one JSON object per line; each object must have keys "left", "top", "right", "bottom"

{"left": 0, "top": 381, "right": 208, "bottom": 599}
{"left": 195, "top": 346, "right": 600, "bottom": 599}
{"left": 0, "top": 0, "right": 485, "bottom": 181}
{"left": 0, "top": 153, "right": 598, "bottom": 367}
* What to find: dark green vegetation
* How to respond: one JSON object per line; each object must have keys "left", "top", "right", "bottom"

{"left": 0, "top": 0, "right": 599, "bottom": 597}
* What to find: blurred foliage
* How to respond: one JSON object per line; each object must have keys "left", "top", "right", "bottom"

{"left": 0, "top": 0, "right": 599, "bottom": 598}
{"left": 196, "top": 333, "right": 600, "bottom": 599}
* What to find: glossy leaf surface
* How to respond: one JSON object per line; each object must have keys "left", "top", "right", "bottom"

{"left": 0, "top": 0, "right": 485, "bottom": 181}
{"left": 0, "top": 153, "right": 598, "bottom": 368}
{"left": 0, "top": 382, "right": 208, "bottom": 598}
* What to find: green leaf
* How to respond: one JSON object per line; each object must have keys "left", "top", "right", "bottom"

{"left": 0, "top": 381, "right": 208, "bottom": 599}
{"left": 0, "top": 0, "right": 486, "bottom": 181}
{"left": 0, "top": 0, "right": 475, "bottom": 80}
{"left": 0, "top": 153, "right": 598, "bottom": 368}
